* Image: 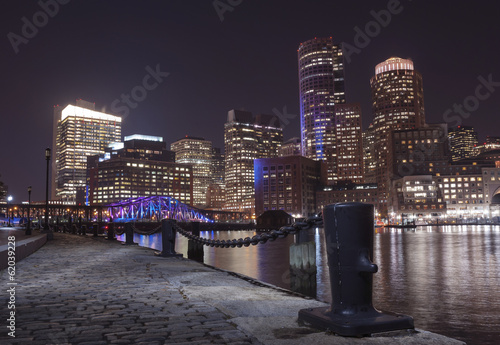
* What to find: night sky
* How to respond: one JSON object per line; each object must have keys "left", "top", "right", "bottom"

{"left": 1, "top": 0, "right": 499, "bottom": 201}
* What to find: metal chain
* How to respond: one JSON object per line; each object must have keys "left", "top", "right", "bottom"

{"left": 174, "top": 215, "right": 323, "bottom": 248}
{"left": 130, "top": 223, "right": 162, "bottom": 236}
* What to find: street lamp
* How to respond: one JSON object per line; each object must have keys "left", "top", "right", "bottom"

{"left": 26, "top": 186, "right": 32, "bottom": 235}
{"left": 42, "top": 148, "right": 53, "bottom": 240}
{"left": 7, "top": 195, "right": 12, "bottom": 227}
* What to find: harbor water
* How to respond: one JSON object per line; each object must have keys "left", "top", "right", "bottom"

{"left": 118, "top": 224, "right": 500, "bottom": 345}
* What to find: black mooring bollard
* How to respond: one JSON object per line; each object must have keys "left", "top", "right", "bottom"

{"left": 191, "top": 221, "right": 200, "bottom": 236}
{"left": 156, "top": 219, "right": 182, "bottom": 257}
{"left": 93, "top": 223, "right": 98, "bottom": 237}
{"left": 123, "top": 222, "right": 136, "bottom": 245}
{"left": 298, "top": 202, "right": 414, "bottom": 336}
{"left": 107, "top": 222, "right": 115, "bottom": 241}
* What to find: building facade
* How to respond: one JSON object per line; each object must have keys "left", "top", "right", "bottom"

{"left": 298, "top": 37, "right": 345, "bottom": 184}
{"left": 171, "top": 136, "right": 213, "bottom": 208}
{"left": 362, "top": 123, "right": 377, "bottom": 183}
{"left": 316, "top": 184, "right": 378, "bottom": 213}
{"left": 390, "top": 175, "right": 446, "bottom": 221}
{"left": 87, "top": 135, "right": 192, "bottom": 205}
{"left": 392, "top": 123, "right": 450, "bottom": 178}
{"left": 254, "top": 156, "right": 323, "bottom": 217}
{"left": 334, "top": 103, "right": 364, "bottom": 183}
{"left": 278, "top": 137, "right": 301, "bottom": 157}
{"left": 53, "top": 100, "right": 122, "bottom": 203}
{"left": 370, "top": 57, "right": 425, "bottom": 215}
{"left": 224, "top": 110, "right": 282, "bottom": 214}
{"left": 448, "top": 126, "right": 478, "bottom": 161}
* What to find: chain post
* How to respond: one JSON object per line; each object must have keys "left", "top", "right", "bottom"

{"left": 107, "top": 222, "right": 115, "bottom": 241}
{"left": 156, "top": 219, "right": 182, "bottom": 257}
{"left": 298, "top": 202, "right": 414, "bottom": 336}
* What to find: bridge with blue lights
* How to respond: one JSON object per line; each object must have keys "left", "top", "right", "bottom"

{"left": 2, "top": 196, "right": 247, "bottom": 224}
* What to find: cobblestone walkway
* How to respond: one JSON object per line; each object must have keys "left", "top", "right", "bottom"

{"left": 0, "top": 232, "right": 465, "bottom": 345}
{"left": 0, "top": 233, "right": 259, "bottom": 345}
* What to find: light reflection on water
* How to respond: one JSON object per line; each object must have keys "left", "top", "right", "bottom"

{"left": 119, "top": 225, "right": 500, "bottom": 345}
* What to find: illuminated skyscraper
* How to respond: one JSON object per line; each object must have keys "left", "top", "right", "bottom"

{"left": 53, "top": 100, "right": 121, "bottom": 203}
{"left": 448, "top": 126, "right": 479, "bottom": 161}
{"left": 171, "top": 136, "right": 213, "bottom": 207}
{"left": 224, "top": 110, "right": 282, "bottom": 214}
{"left": 334, "top": 103, "right": 364, "bottom": 183}
{"left": 298, "top": 37, "right": 345, "bottom": 184}
{"left": 363, "top": 123, "right": 377, "bottom": 183}
{"left": 370, "top": 57, "right": 425, "bottom": 214}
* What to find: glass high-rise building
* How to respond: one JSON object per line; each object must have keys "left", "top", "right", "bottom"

{"left": 53, "top": 100, "right": 122, "bottom": 203}
{"left": 448, "top": 126, "right": 479, "bottom": 161}
{"left": 171, "top": 136, "right": 213, "bottom": 208}
{"left": 224, "top": 110, "right": 282, "bottom": 214}
{"left": 370, "top": 57, "right": 425, "bottom": 214}
{"left": 298, "top": 37, "right": 345, "bottom": 184}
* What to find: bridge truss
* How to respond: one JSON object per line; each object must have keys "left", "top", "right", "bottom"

{"left": 107, "top": 196, "right": 213, "bottom": 222}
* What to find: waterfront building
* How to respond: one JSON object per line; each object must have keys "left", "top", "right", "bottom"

{"left": 362, "top": 123, "right": 377, "bottom": 184}
{"left": 390, "top": 175, "right": 446, "bottom": 222}
{"left": 87, "top": 135, "right": 192, "bottom": 205}
{"left": 436, "top": 174, "right": 484, "bottom": 218}
{"left": 392, "top": 123, "right": 450, "bottom": 178}
{"left": 53, "top": 99, "right": 122, "bottom": 203}
{"left": 171, "top": 136, "right": 213, "bottom": 208}
{"left": 483, "top": 167, "right": 500, "bottom": 218}
{"left": 224, "top": 110, "right": 282, "bottom": 214}
{"left": 298, "top": 37, "right": 346, "bottom": 184}
{"left": 370, "top": 57, "right": 425, "bottom": 215}
{"left": 254, "top": 156, "right": 323, "bottom": 217}
{"left": 278, "top": 137, "right": 301, "bottom": 157}
{"left": 448, "top": 126, "right": 478, "bottom": 161}
{"left": 334, "top": 103, "right": 364, "bottom": 183}
{"left": 315, "top": 183, "right": 378, "bottom": 213}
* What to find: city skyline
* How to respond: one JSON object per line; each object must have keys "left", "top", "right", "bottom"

{"left": 2, "top": 1, "right": 500, "bottom": 201}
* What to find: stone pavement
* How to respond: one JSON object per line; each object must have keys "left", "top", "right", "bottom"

{"left": 0, "top": 232, "right": 465, "bottom": 345}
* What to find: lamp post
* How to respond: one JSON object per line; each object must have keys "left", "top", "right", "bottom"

{"left": 26, "top": 186, "right": 32, "bottom": 235}
{"left": 42, "top": 148, "right": 53, "bottom": 240}
{"left": 7, "top": 195, "right": 12, "bottom": 227}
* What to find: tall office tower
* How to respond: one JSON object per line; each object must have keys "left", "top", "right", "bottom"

{"left": 211, "top": 147, "right": 225, "bottom": 185}
{"left": 205, "top": 147, "right": 226, "bottom": 210}
{"left": 87, "top": 135, "right": 192, "bottom": 205}
{"left": 448, "top": 126, "right": 479, "bottom": 161}
{"left": 224, "top": 109, "right": 282, "bottom": 214}
{"left": 363, "top": 123, "right": 377, "bottom": 183}
{"left": 171, "top": 136, "right": 213, "bottom": 208}
{"left": 298, "top": 37, "right": 345, "bottom": 184}
{"left": 334, "top": 103, "right": 364, "bottom": 183}
{"left": 53, "top": 100, "right": 121, "bottom": 203}
{"left": 370, "top": 57, "right": 425, "bottom": 215}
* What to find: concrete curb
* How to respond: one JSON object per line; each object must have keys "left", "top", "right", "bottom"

{"left": 0, "top": 234, "right": 47, "bottom": 270}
